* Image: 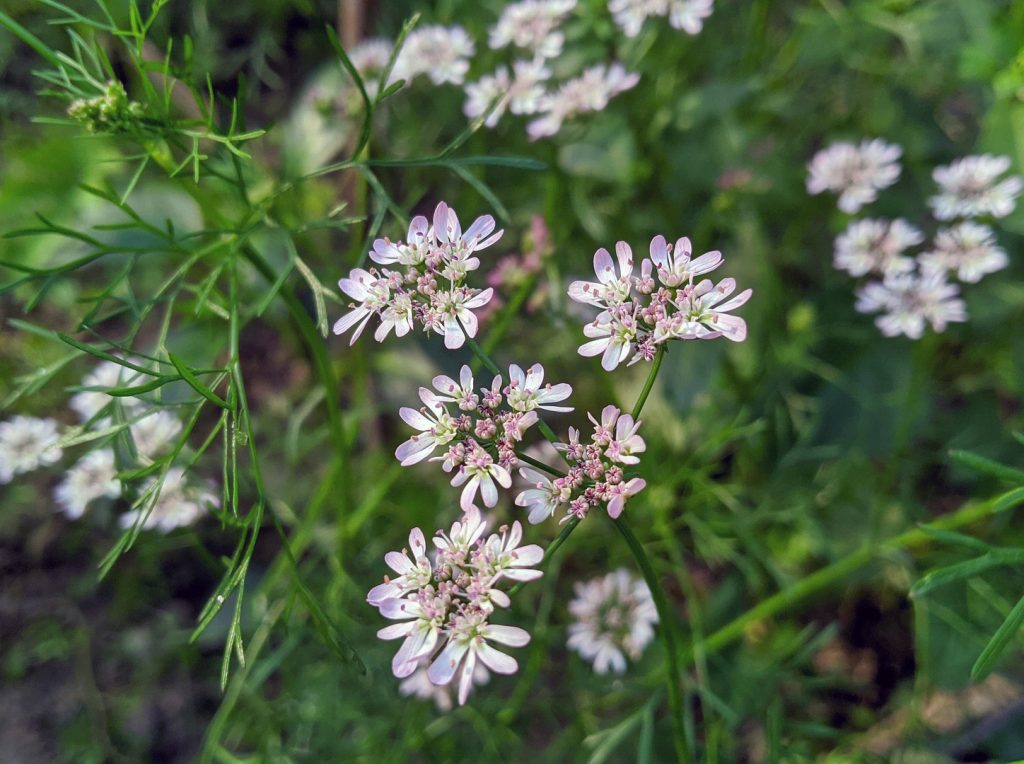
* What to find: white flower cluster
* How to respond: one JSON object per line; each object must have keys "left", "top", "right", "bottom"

{"left": 516, "top": 404, "right": 647, "bottom": 523}
{"left": 810, "top": 143, "right": 1019, "bottom": 339}
{"left": 396, "top": 364, "right": 572, "bottom": 511}
{"left": 3, "top": 359, "right": 216, "bottom": 530}
{"left": 333, "top": 201, "right": 500, "bottom": 350}
{"left": 806, "top": 139, "right": 903, "bottom": 214}
{"left": 367, "top": 509, "right": 542, "bottom": 706}
{"left": 568, "top": 235, "right": 752, "bottom": 371}
{"left": 568, "top": 568, "right": 658, "bottom": 673}
{"left": 339, "top": 1, "right": 716, "bottom": 140}
{"left": 609, "top": 0, "right": 714, "bottom": 38}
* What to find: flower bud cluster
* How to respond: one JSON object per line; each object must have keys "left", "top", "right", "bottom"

{"left": 396, "top": 363, "right": 572, "bottom": 511}
{"left": 333, "top": 201, "right": 501, "bottom": 350}
{"left": 568, "top": 236, "right": 752, "bottom": 371}
{"left": 67, "top": 81, "right": 146, "bottom": 134}
{"left": 368, "top": 508, "right": 542, "bottom": 706}
{"left": 516, "top": 404, "right": 646, "bottom": 524}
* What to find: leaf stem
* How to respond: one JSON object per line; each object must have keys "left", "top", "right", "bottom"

{"left": 632, "top": 344, "right": 666, "bottom": 420}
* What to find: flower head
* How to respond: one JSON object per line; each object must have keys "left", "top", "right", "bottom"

{"left": 527, "top": 63, "right": 639, "bottom": 140}
{"left": 69, "top": 361, "right": 143, "bottom": 422}
{"left": 568, "top": 568, "right": 658, "bottom": 674}
{"left": 855, "top": 264, "right": 967, "bottom": 339}
{"left": 120, "top": 467, "right": 216, "bottom": 532}
{"left": 806, "top": 139, "right": 902, "bottom": 213}
{"left": 832, "top": 218, "right": 922, "bottom": 278}
{"left": 55, "top": 448, "right": 120, "bottom": 519}
{"left": 918, "top": 222, "right": 1008, "bottom": 284}
{"left": 395, "top": 26, "right": 475, "bottom": 86}
{"left": 929, "top": 154, "right": 1022, "bottom": 221}
{"left": 489, "top": 0, "right": 577, "bottom": 59}
{"left": 0, "top": 416, "right": 63, "bottom": 484}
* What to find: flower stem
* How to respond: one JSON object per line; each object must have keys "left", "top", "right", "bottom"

{"left": 612, "top": 515, "right": 692, "bottom": 764}
{"left": 632, "top": 344, "right": 666, "bottom": 420}
{"left": 683, "top": 491, "right": 1021, "bottom": 667}
{"left": 508, "top": 517, "right": 580, "bottom": 597}
{"left": 516, "top": 451, "right": 566, "bottom": 478}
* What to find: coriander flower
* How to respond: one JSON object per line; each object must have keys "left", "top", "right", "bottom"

{"left": 569, "top": 234, "right": 751, "bottom": 369}
{"left": 505, "top": 363, "right": 573, "bottom": 412}
{"left": 463, "top": 59, "right": 551, "bottom": 127}
{"left": 930, "top": 155, "right": 1023, "bottom": 221}
{"left": 395, "top": 26, "right": 475, "bottom": 86}
{"left": 333, "top": 202, "right": 500, "bottom": 349}
{"left": 70, "top": 361, "right": 143, "bottom": 422}
{"left": 367, "top": 528, "right": 434, "bottom": 606}
{"left": 527, "top": 63, "right": 639, "bottom": 139}
{"left": 0, "top": 416, "right": 63, "bottom": 484}
{"left": 918, "top": 222, "right": 1009, "bottom": 283}
{"left": 489, "top": 0, "right": 577, "bottom": 59}
{"left": 855, "top": 265, "right": 966, "bottom": 339}
{"left": 130, "top": 410, "right": 183, "bottom": 460}
{"left": 370, "top": 510, "right": 540, "bottom": 704}
{"left": 427, "top": 611, "right": 530, "bottom": 706}
{"left": 668, "top": 0, "right": 714, "bottom": 34}
{"left": 54, "top": 448, "right": 120, "bottom": 519}
{"left": 450, "top": 442, "right": 512, "bottom": 511}
{"left": 395, "top": 389, "right": 459, "bottom": 465}
{"left": 832, "top": 218, "right": 922, "bottom": 278}
{"left": 515, "top": 466, "right": 571, "bottom": 523}
{"left": 806, "top": 139, "right": 902, "bottom": 213}
{"left": 568, "top": 568, "right": 658, "bottom": 674}
{"left": 120, "top": 467, "right": 216, "bottom": 532}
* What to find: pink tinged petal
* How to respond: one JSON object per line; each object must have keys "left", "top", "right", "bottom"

{"left": 409, "top": 527, "right": 426, "bottom": 557}
{"left": 464, "top": 215, "right": 495, "bottom": 243}
{"left": 447, "top": 207, "right": 462, "bottom": 241}
{"left": 373, "top": 320, "right": 395, "bottom": 343}
{"left": 483, "top": 624, "right": 530, "bottom": 647}
{"left": 458, "top": 308, "right": 479, "bottom": 339}
{"left": 518, "top": 466, "right": 547, "bottom": 484}
{"left": 675, "top": 236, "right": 692, "bottom": 258}
{"left": 377, "top": 622, "right": 414, "bottom": 640}
{"left": 476, "top": 230, "right": 504, "bottom": 250}
{"left": 444, "top": 317, "right": 465, "bottom": 349}
{"left": 493, "top": 465, "right": 512, "bottom": 488}
{"left": 338, "top": 271, "right": 371, "bottom": 300}
{"left": 512, "top": 543, "right": 544, "bottom": 566}
{"left": 615, "top": 240, "right": 634, "bottom": 276}
{"left": 371, "top": 240, "right": 400, "bottom": 264}
{"left": 508, "top": 364, "right": 526, "bottom": 387}
{"left": 392, "top": 630, "right": 429, "bottom": 678}
{"left": 703, "top": 278, "right": 737, "bottom": 308}
{"left": 408, "top": 215, "right": 428, "bottom": 240}
{"left": 525, "top": 364, "right": 544, "bottom": 389}
{"left": 384, "top": 551, "right": 415, "bottom": 575}
{"left": 593, "top": 248, "right": 615, "bottom": 283}
{"left": 399, "top": 407, "right": 434, "bottom": 431}
{"left": 433, "top": 202, "right": 450, "bottom": 244}
{"left": 347, "top": 311, "right": 375, "bottom": 345}
{"left": 507, "top": 521, "right": 523, "bottom": 549}
{"left": 568, "top": 280, "right": 605, "bottom": 306}
{"left": 607, "top": 495, "right": 625, "bottom": 518}
{"left": 395, "top": 438, "right": 436, "bottom": 466}
{"left": 459, "top": 365, "right": 474, "bottom": 390}
{"left": 367, "top": 582, "right": 401, "bottom": 605}
{"left": 626, "top": 477, "right": 646, "bottom": 496}
{"left": 332, "top": 307, "right": 369, "bottom": 336}
{"left": 433, "top": 374, "right": 460, "bottom": 395}
{"left": 649, "top": 234, "right": 668, "bottom": 268}
{"left": 464, "top": 288, "right": 494, "bottom": 309}
{"left": 714, "top": 288, "right": 753, "bottom": 313}
{"left": 528, "top": 503, "right": 553, "bottom": 524}
{"left": 460, "top": 478, "right": 481, "bottom": 512}
{"left": 577, "top": 337, "right": 609, "bottom": 357}
{"left": 379, "top": 598, "right": 421, "bottom": 619}
{"left": 428, "top": 640, "right": 469, "bottom": 686}
{"left": 713, "top": 313, "right": 748, "bottom": 341}
{"left": 480, "top": 475, "right": 499, "bottom": 507}
{"left": 501, "top": 568, "right": 544, "bottom": 582}
{"left": 457, "top": 650, "right": 477, "bottom": 705}
{"left": 477, "top": 643, "right": 519, "bottom": 675}
{"left": 688, "top": 250, "right": 723, "bottom": 274}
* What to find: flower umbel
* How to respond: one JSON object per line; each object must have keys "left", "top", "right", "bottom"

{"left": 333, "top": 202, "right": 500, "bottom": 350}
{"left": 568, "top": 568, "right": 658, "bottom": 674}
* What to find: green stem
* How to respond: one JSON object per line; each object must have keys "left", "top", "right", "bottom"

{"left": 508, "top": 517, "right": 580, "bottom": 597}
{"left": 685, "top": 492, "right": 1021, "bottom": 666}
{"left": 613, "top": 515, "right": 692, "bottom": 764}
{"left": 632, "top": 344, "right": 666, "bottom": 420}
{"left": 516, "top": 451, "right": 565, "bottom": 477}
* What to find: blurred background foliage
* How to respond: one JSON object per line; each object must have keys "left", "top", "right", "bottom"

{"left": 1, "top": 0, "right": 1024, "bottom": 761}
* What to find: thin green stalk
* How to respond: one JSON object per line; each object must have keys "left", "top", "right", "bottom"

{"left": 685, "top": 491, "right": 1022, "bottom": 666}
{"left": 509, "top": 517, "right": 580, "bottom": 596}
{"left": 632, "top": 344, "right": 666, "bottom": 419}
{"left": 613, "top": 517, "right": 692, "bottom": 764}
{"left": 517, "top": 451, "right": 566, "bottom": 477}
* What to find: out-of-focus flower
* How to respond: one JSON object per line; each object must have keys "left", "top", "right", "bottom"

{"left": 919, "top": 222, "right": 1009, "bottom": 283}
{"left": 668, "top": 0, "right": 714, "bottom": 34}
{"left": 610, "top": 0, "right": 714, "bottom": 36}
{"left": 806, "top": 139, "right": 902, "bottom": 213}
{"left": 369, "top": 508, "right": 540, "bottom": 705}
{"left": 568, "top": 568, "right": 658, "bottom": 674}
{"left": 70, "top": 361, "right": 143, "bottom": 422}
{"left": 527, "top": 63, "right": 639, "bottom": 139}
{"left": 832, "top": 218, "right": 922, "bottom": 278}
{"left": 463, "top": 59, "right": 551, "bottom": 127}
{"left": 55, "top": 449, "right": 120, "bottom": 519}
{"left": 120, "top": 467, "right": 217, "bottom": 532}
{"left": 0, "top": 416, "right": 63, "bottom": 484}
{"left": 398, "top": 659, "right": 489, "bottom": 711}
{"left": 929, "top": 155, "right": 1022, "bottom": 221}
{"left": 489, "top": 0, "right": 577, "bottom": 59}
{"left": 130, "top": 410, "right": 183, "bottom": 461}
{"left": 855, "top": 265, "right": 967, "bottom": 339}
{"left": 395, "top": 26, "right": 475, "bottom": 86}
